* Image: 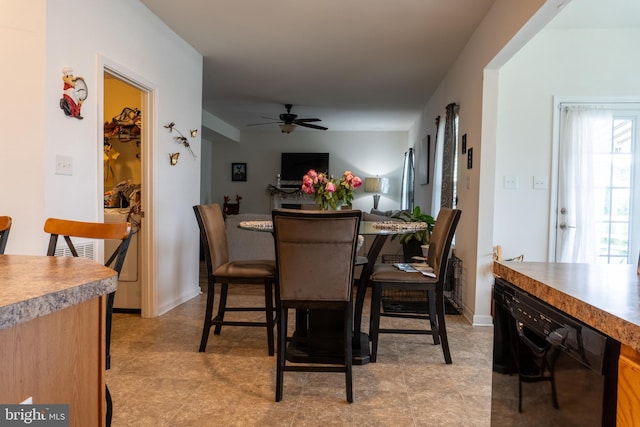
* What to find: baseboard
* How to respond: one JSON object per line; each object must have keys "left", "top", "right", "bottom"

{"left": 472, "top": 313, "right": 493, "bottom": 327}
{"left": 158, "top": 286, "right": 201, "bottom": 316}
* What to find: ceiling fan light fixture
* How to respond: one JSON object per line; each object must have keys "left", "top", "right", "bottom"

{"left": 280, "top": 123, "right": 296, "bottom": 133}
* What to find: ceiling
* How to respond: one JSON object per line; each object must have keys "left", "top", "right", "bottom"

{"left": 139, "top": 0, "right": 638, "bottom": 133}
{"left": 139, "top": 0, "right": 496, "bottom": 132}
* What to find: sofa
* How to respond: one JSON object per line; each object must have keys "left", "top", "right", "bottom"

{"left": 225, "top": 213, "right": 275, "bottom": 261}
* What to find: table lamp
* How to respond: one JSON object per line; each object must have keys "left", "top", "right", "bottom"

{"left": 364, "top": 176, "right": 389, "bottom": 210}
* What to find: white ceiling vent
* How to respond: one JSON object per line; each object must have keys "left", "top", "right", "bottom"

{"left": 54, "top": 239, "right": 95, "bottom": 260}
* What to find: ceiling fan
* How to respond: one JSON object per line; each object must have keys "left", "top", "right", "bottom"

{"left": 247, "top": 104, "right": 328, "bottom": 133}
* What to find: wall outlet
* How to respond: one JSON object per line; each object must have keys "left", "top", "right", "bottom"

{"left": 533, "top": 175, "right": 547, "bottom": 190}
{"left": 503, "top": 175, "right": 518, "bottom": 190}
{"left": 55, "top": 155, "right": 73, "bottom": 176}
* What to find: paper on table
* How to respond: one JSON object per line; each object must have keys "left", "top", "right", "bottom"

{"left": 393, "top": 263, "right": 436, "bottom": 278}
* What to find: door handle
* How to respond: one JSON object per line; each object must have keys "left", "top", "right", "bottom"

{"left": 559, "top": 222, "right": 576, "bottom": 230}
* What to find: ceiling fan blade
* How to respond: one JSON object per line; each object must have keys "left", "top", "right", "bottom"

{"left": 246, "top": 121, "right": 281, "bottom": 127}
{"left": 296, "top": 122, "right": 328, "bottom": 130}
{"left": 295, "top": 118, "right": 321, "bottom": 123}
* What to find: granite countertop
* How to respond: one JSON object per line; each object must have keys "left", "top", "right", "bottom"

{"left": 0, "top": 255, "right": 118, "bottom": 330}
{"left": 493, "top": 261, "right": 640, "bottom": 352}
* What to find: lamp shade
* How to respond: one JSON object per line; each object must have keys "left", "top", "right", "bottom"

{"left": 364, "top": 177, "right": 389, "bottom": 194}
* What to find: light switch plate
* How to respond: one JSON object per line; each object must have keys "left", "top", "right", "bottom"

{"left": 55, "top": 155, "right": 73, "bottom": 176}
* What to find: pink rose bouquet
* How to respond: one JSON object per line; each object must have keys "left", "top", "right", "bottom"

{"left": 301, "top": 169, "right": 362, "bottom": 210}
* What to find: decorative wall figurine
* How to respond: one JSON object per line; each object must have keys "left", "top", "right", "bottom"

{"left": 59, "top": 67, "right": 87, "bottom": 119}
{"left": 164, "top": 122, "right": 196, "bottom": 158}
{"left": 170, "top": 153, "right": 180, "bottom": 166}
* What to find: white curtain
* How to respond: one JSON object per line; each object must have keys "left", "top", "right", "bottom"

{"left": 431, "top": 115, "right": 445, "bottom": 218}
{"left": 557, "top": 106, "right": 612, "bottom": 263}
{"left": 400, "top": 148, "right": 414, "bottom": 210}
{"left": 415, "top": 135, "right": 428, "bottom": 185}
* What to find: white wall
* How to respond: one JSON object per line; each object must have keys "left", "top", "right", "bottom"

{"left": 0, "top": 0, "right": 203, "bottom": 316}
{"left": 409, "top": 0, "right": 548, "bottom": 325}
{"left": 495, "top": 27, "right": 640, "bottom": 261}
{"left": 204, "top": 130, "right": 409, "bottom": 214}
{"left": 0, "top": 1, "right": 47, "bottom": 255}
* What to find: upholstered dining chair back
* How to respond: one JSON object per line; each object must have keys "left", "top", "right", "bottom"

{"left": 43, "top": 217, "right": 132, "bottom": 427}
{"left": 271, "top": 208, "right": 361, "bottom": 403}
{"left": 273, "top": 209, "right": 361, "bottom": 302}
{"left": 194, "top": 203, "right": 230, "bottom": 272}
{"left": 0, "top": 216, "right": 12, "bottom": 254}
{"left": 427, "top": 207, "right": 461, "bottom": 279}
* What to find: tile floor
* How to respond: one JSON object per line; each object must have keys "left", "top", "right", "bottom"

{"left": 108, "top": 282, "right": 494, "bottom": 426}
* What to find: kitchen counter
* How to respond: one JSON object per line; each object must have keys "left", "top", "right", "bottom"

{"left": 493, "top": 261, "right": 640, "bottom": 353}
{"left": 0, "top": 255, "right": 117, "bottom": 426}
{"left": 0, "top": 254, "right": 117, "bottom": 329}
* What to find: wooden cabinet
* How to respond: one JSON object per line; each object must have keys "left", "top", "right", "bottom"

{"left": 0, "top": 297, "right": 106, "bottom": 427}
{"left": 617, "top": 344, "right": 640, "bottom": 427}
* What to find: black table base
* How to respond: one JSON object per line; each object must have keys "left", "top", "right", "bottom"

{"left": 286, "top": 308, "right": 371, "bottom": 365}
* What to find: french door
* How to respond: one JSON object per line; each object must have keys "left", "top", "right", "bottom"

{"left": 555, "top": 103, "right": 640, "bottom": 264}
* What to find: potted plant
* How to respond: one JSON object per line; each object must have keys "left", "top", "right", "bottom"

{"left": 396, "top": 206, "right": 435, "bottom": 261}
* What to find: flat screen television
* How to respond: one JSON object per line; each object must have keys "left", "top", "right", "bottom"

{"left": 280, "top": 152, "right": 329, "bottom": 181}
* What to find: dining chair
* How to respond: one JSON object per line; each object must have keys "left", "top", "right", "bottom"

{"left": 193, "top": 203, "right": 277, "bottom": 355}
{"left": 43, "top": 217, "right": 132, "bottom": 427}
{"left": 0, "top": 216, "right": 11, "bottom": 254}
{"left": 369, "top": 208, "right": 461, "bottom": 364}
{"left": 272, "top": 208, "right": 361, "bottom": 403}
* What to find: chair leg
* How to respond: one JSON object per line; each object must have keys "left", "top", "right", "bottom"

{"left": 264, "top": 279, "right": 275, "bottom": 356}
{"left": 436, "top": 288, "right": 452, "bottom": 364}
{"left": 427, "top": 289, "right": 440, "bottom": 345}
{"left": 199, "top": 280, "right": 216, "bottom": 352}
{"left": 345, "top": 302, "right": 353, "bottom": 403}
{"left": 106, "top": 384, "right": 112, "bottom": 427}
{"left": 369, "top": 284, "right": 383, "bottom": 363}
{"left": 214, "top": 283, "right": 229, "bottom": 335}
{"left": 275, "top": 304, "right": 287, "bottom": 402}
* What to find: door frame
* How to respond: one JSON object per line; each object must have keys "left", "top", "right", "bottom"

{"left": 549, "top": 95, "right": 640, "bottom": 262}
{"left": 98, "top": 55, "right": 157, "bottom": 318}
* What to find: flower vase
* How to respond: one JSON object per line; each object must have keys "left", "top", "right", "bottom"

{"left": 318, "top": 201, "right": 345, "bottom": 211}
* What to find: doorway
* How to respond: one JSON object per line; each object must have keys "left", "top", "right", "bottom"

{"left": 553, "top": 101, "right": 640, "bottom": 264}
{"left": 103, "top": 71, "right": 143, "bottom": 314}
{"left": 101, "top": 63, "right": 156, "bottom": 318}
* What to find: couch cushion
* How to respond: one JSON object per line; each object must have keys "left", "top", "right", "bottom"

{"left": 224, "top": 214, "right": 275, "bottom": 261}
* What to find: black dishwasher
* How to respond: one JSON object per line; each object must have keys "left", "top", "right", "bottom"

{"left": 491, "top": 277, "right": 620, "bottom": 426}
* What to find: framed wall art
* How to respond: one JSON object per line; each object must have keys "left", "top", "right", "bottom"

{"left": 232, "top": 163, "right": 247, "bottom": 181}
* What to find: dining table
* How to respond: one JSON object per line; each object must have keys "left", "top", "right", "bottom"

{"left": 239, "top": 218, "right": 429, "bottom": 365}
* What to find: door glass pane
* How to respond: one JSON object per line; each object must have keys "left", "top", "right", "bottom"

{"left": 611, "top": 155, "right": 631, "bottom": 187}
{"left": 610, "top": 222, "right": 629, "bottom": 255}
{"left": 614, "top": 119, "right": 632, "bottom": 152}
{"left": 594, "top": 188, "right": 610, "bottom": 223}
{"left": 611, "top": 188, "right": 630, "bottom": 220}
